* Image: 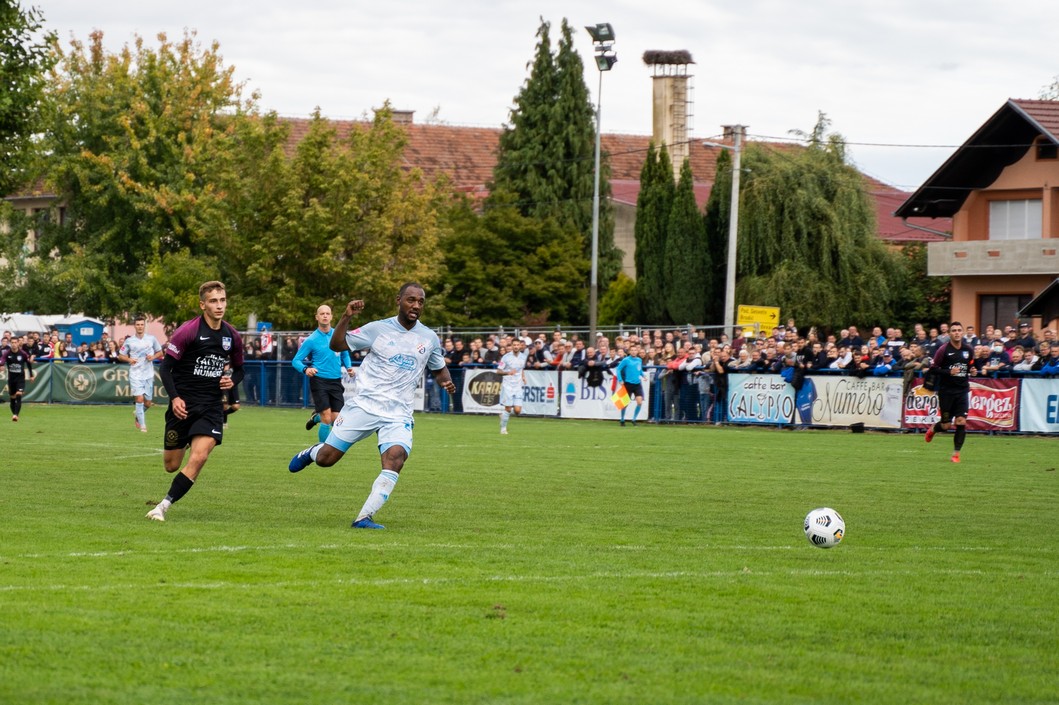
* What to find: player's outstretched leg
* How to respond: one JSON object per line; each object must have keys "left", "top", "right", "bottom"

{"left": 289, "top": 443, "right": 323, "bottom": 473}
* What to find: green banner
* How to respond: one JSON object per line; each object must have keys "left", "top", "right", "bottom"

{"left": 2, "top": 362, "right": 166, "bottom": 404}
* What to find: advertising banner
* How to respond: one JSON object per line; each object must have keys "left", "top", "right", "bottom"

{"left": 726, "top": 373, "right": 795, "bottom": 425}
{"left": 17, "top": 363, "right": 166, "bottom": 404}
{"left": 559, "top": 370, "right": 651, "bottom": 421}
{"left": 460, "top": 368, "right": 561, "bottom": 416}
{"left": 799, "top": 375, "right": 904, "bottom": 429}
{"left": 903, "top": 382, "right": 941, "bottom": 427}
{"left": 904, "top": 378, "right": 1020, "bottom": 431}
{"left": 1019, "top": 378, "right": 1059, "bottom": 433}
{"left": 965, "top": 378, "right": 1019, "bottom": 432}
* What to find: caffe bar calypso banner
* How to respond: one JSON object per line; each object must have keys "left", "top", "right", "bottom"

{"left": 726, "top": 373, "right": 795, "bottom": 425}
{"left": 904, "top": 378, "right": 1019, "bottom": 432}
{"left": 460, "top": 368, "right": 560, "bottom": 416}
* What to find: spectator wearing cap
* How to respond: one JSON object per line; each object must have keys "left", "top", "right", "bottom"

{"left": 871, "top": 347, "right": 896, "bottom": 376}
{"left": 528, "top": 338, "right": 549, "bottom": 369}
{"left": 1011, "top": 323, "right": 1037, "bottom": 352}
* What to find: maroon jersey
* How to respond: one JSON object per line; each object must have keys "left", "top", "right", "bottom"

{"left": 164, "top": 317, "right": 244, "bottom": 406}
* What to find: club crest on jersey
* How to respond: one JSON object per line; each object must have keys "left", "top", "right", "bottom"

{"left": 222, "top": 337, "right": 232, "bottom": 351}
{"left": 417, "top": 343, "right": 426, "bottom": 355}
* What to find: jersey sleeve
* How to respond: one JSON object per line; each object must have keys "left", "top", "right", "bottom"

{"left": 345, "top": 320, "right": 383, "bottom": 353}
{"left": 165, "top": 319, "right": 199, "bottom": 361}
{"left": 427, "top": 332, "right": 446, "bottom": 371}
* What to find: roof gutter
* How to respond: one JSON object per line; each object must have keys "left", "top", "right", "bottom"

{"left": 900, "top": 218, "right": 952, "bottom": 240}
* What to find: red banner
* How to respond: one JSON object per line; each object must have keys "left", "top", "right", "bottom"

{"left": 966, "top": 378, "right": 1019, "bottom": 432}
{"left": 903, "top": 379, "right": 1019, "bottom": 431}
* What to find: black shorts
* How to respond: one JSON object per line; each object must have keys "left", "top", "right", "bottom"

{"left": 165, "top": 401, "right": 225, "bottom": 450}
{"left": 7, "top": 376, "right": 26, "bottom": 396}
{"left": 623, "top": 382, "right": 644, "bottom": 399}
{"left": 937, "top": 388, "right": 969, "bottom": 421}
{"left": 310, "top": 376, "right": 345, "bottom": 414}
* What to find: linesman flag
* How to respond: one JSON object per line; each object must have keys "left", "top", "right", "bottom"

{"left": 611, "top": 384, "right": 631, "bottom": 410}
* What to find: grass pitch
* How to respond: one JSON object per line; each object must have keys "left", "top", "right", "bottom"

{"left": 1, "top": 405, "right": 1057, "bottom": 704}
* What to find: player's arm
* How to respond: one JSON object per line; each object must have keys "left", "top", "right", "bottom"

{"left": 430, "top": 365, "right": 457, "bottom": 395}
{"left": 331, "top": 299, "right": 365, "bottom": 353}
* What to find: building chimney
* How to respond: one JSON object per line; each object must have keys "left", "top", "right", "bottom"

{"left": 643, "top": 50, "right": 695, "bottom": 179}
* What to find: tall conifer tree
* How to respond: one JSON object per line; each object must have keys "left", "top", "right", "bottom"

{"left": 664, "top": 158, "right": 710, "bottom": 323}
{"left": 635, "top": 143, "right": 675, "bottom": 323}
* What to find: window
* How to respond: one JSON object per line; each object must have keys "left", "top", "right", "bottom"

{"left": 979, "top": 294, "right": 1032, "bottom": 331}
{"left": 988, "top": 199, "right": 1042, "bottom": 240}
{"left": 1037, "top": 142, "right": 1058, "bottom": 160}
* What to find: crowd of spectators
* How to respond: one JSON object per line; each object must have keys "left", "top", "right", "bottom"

{"left": 7, "top": 319, "right": 1058, "bottom": 420}
{"left": 1, "top": 330, "right": 123, "bottom": 363}
{"left": 421, "top": 320, "right": 1059, "bottom": 421}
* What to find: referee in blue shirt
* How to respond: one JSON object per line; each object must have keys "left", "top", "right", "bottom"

{"left": 292, "top": 304, "right": 354, "bottom": 442}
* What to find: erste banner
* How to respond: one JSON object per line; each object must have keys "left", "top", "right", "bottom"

{"left": 460, "top": 368, "right": 560, "bottom": 416}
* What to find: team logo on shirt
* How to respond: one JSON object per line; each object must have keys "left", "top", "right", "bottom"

{"left": 222, "top": 337, "right": 232, "bottom": 351}
{"left": 417, "top": 343, "right": 426, "bottom": 355}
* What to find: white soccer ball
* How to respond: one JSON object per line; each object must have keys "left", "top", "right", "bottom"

{"left": 804, "top": 507, "right": 845, "bottom": 548}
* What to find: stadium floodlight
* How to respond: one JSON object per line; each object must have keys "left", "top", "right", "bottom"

{"left": 586, "top": 22, "right": 617, "bottom": 342}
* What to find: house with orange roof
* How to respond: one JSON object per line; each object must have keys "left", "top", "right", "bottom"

{"left": 896, "top": 98, "right": 1059, "bottom": 331}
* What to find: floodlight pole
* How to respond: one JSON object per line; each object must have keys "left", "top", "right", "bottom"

{"left": 589, "top": 69, "right": 603, "bottom": 343}
{"left": 586, "top": 23, "right": 615, "bottom": 343}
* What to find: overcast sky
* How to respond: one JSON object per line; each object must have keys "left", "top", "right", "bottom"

{"left": 37, "top": 0, "right": 1059, "bottom": 190}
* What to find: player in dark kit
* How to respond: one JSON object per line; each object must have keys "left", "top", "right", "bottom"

{"left": 924, "top": 321, "right": 972, "bottom": 463}
{"left": 1, "top": 340, "right": 35, "bottom": 421}
{"left": 146, "top": 281, "right": 244, "bottom": 521}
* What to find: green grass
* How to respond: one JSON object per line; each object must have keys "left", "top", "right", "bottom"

{"left": 1, "top": 404, "right": 1057, "bottom": 704}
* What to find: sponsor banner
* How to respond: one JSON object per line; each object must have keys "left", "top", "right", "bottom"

{"left": 460, "top": 369, "right": 560, "bottom": 416}
{"left": 1020, "top": 378, "right": 1059, "bottom": 433}
{"left": 522, "top": 370, "right": 560, "bottom": 416}
{"left": 799, "top": 375, "right": 904, "bottom": 429}
{"left": 903, "top": 382, "right": 941, "bottom": 427}
{"left": 560, "top": 370, "right": 650, "bottom": 420}
{"left": 726, "top": 373, "right": 795, "bottom": 425}
{"left": 15, "top": 363, "right": 166, "bottom": 404}
{"left": 966, "top": 378, "right": 1019, "bottom": 432}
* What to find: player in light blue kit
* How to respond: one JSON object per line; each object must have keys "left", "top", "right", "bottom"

{"left": 497, "top": 337, "right": 527, "bottom": 435}
{"left": 615, "top": 343, "right": 646, "bottom": 426}
{"left": 117, "top": 316, "right": 163, "bottom": 432}
{"left": 288, "top": 283, "right": 457, "bottom": 529}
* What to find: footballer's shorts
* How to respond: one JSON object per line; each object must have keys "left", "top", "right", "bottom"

{"left": 130, "top": 374, "right": 154, "bottom": 400}
{"left": 310, "top": 376, "right": 346, "bottom": 414}
{"left": 623, "top": 382, "right": 645, "bottom": 399}
{"left": 7, "top": 376, "right": 26, "bottom": 396}
{"left": 326, "top": 402, "right": 413, "bottom": 455}
{"left": 500, "top": 386, "right": 524, "bottom": 408}
{"left": 164, "top": 401, "right": 225, "bottom": 450}
{"left": 937, "top": 389, "right": 970, "bottom": 422}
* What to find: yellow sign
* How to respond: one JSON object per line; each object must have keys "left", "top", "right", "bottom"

{"left": 737, "top": 305, "right": 781, "bottom": 337}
